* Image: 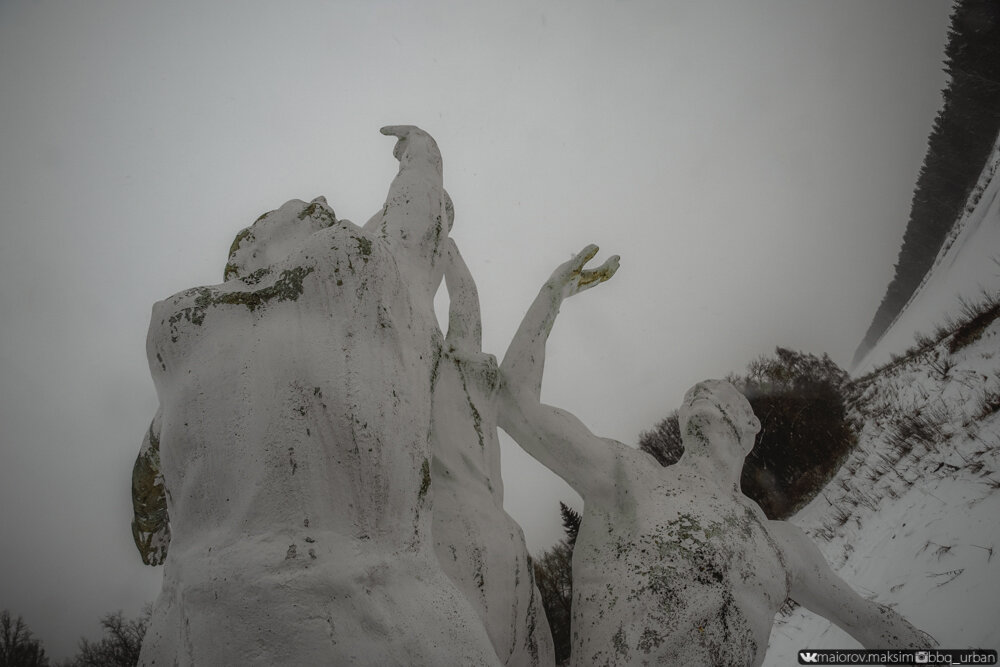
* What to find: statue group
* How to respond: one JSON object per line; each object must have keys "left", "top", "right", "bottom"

{"left": 132, "top": 127, "right": 933, "bottom": 665}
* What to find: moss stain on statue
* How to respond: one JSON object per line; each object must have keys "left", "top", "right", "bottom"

{"left": 131, "top": 420, "right": 169, "bottom": 566}
{"left": 418, "top": 458, "right": 431, "bottom": 501}
{"left": 166, "top": 266, "right": 315, "bottom": 342}
{"left": 451, "top": 355, "right": 486, "bottom": 449}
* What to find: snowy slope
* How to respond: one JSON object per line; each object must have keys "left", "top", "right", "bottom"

{"left": 765, "top": 136, "right": 1000, "bottom": 662}
{"left": 765, "top": 316, "right": 1000, "bottom": 663}
{"left": 855, "top": 132, "right": 1000, "bottom": 375}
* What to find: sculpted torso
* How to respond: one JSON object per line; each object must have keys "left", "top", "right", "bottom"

{"left": 136, "top": 127, "right": 502, "bottom": 666}
{"left": 496, "top": 250, "right": 935, "bottom": 666}
{"left": 572, "top": 449, "right": 788, "bottom": 666}
{"left": 149, "top": 209, "right": 431, "bottom": 556}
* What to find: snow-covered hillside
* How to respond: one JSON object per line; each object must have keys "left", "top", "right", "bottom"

{"left": 765, "top": 312, "right": 1000, "bottom": 662}
{"left": 765, "top": 135, "right": 1000, "bottom": 663}
{"left": 855, "top": 132, "right": 1000, "bottom": 376}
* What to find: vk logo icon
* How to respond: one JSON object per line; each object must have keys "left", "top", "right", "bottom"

{"left": 799, "top": 651, "right": 820, "bottom": 664}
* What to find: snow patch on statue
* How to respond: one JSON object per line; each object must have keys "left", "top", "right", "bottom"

{"left": 135, "top": 127, "right": 501, "bottom": 666}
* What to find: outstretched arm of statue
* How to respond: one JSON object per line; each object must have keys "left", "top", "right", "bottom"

{"left": 437, "top": 239, "right": 500, "bottom": 397}
{"left": 497, "top": 245, "right": 620, "bottom": 495}
{"left": 366, "top": 125, "right": 451, "bottom": 296}
{"left": 442, "top": 239, "right": 483, "bottom": 353}
{"left": 770, "top": 521, "right": 937, "bottom": 649}
{"left": 132, "top": 409, "right": 170, "bottom": 566}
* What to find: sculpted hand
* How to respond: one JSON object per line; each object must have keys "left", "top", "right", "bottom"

{"left": 380, "top": 125, "right": 441, "bottom": 168}
{"left": 500, "top": 243, "right": 619, "bottom": 400}
{"left": 546, "top": 244, "right": 620, "bottom": 301}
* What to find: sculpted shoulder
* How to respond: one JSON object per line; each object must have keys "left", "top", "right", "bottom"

{"left": 148, "top": 200, "right": 410, "bottom": 360}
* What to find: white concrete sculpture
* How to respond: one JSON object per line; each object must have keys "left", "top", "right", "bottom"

{"left": 498, "top": 246, "right": 936, "bottom": 666}
{"left": 134, "top": 126, "right": 502, "bottom": 666}
{"left": 430, "top": 241, "right": 555, "bottom": 666}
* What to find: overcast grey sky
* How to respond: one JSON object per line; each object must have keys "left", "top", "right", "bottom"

{"left": 0, "top": 0, "right": 952, "bottom": 658}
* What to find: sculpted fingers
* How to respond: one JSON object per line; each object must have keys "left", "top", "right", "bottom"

{"left": 380, "top": 125, "right": 420, "bottom": 139}
{"left": 577, "top": 254, "right": 620, "bottom": 292}
{"left": 574, "top": 244, "right": 600, "bottom": 268}
{"left": 545, "top": 245, "right": 620, "bottom": 299}
{"left": 381, "top": 125, "right": 424, "bottom": 161}
{"left": 566, "top": 245, "right": 619, "bottom": 296}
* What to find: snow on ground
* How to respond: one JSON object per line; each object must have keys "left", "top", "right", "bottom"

{"left": 855, "top": 131, "right": 1000, "bottom": 376}
{"left": 765, "top": 314, "right": 1000, "bottom": 663}
{"left": 764, "top": 134, "right": 1000, "bottom": 662}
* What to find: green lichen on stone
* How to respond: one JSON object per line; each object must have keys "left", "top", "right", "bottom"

{"left": 223, "top": 262, "right": 240, "bottom": 282}
{"left": 298, "top": 201, "right": 337, "bottom": 227}
{"left": 224, "top": 227, "right": 258, "bottom": 281}
{"left": 418, "top": 458, "right": 431, "bottom": 500}
{"left": 651, "top": 514, "right": 726, "bottom": 561}
{"left": 228, "top": 228, "right": 255, "bottom": 260}
{"left": 298, "top": 202, "right": 319, "bottom": 219}
{"left": 354, "top": 236, "right": 373, "bottom": 261}
{"left": 168, "top": 288, "right": 213, "bottom": 339}
{"left": 625, "top": 514, "right": 733, "bottom": 615}
{"left": 239, "top": 267, "right": 273, "bottom": 286}
{"left": 452, "top": 357, "right": 486, "bottom": 449}
{"left": 216, "top": 266, "right": 314, "bottom": 311}
{"left": 168, "top": 267, "right": 315, "bottom": 342}
{"left": 131, "top": 421, "right": 170, "bottom": 566}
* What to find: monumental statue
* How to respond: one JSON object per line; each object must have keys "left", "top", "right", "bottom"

{"left": 132, "top": 126, "right": 506, "bottom": 665}
{"left": 497, "top": 246, "right": 936, "bottom": 666}
{"left": 130, "top": 125, "right": 933, "bottom": 667}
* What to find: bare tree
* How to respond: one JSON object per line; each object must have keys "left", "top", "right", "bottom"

{"left": 0, "top": 610, "right": 49, "bottom": 667}
{"left": 638, "top": 410, "right": 683, "bottom": 466}
{"left": 68, "top": 607, "right": 149, "bottom": 667}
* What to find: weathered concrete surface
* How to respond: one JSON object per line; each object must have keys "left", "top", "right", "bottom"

{"left": 430, "top": 240, "right": 555, "bottom": 666}
{"left": 137, "top": 127, "right": 500, "bottom": 666}
{"left": 497, "top": 248, "right": 934, "bottom": 666}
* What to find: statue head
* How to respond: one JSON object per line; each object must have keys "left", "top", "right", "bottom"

{"left": 677, "top": 380, "right": 760, "bottom": 459}
{"left": 224, "top": 197, "right": 337, "bottom": 281}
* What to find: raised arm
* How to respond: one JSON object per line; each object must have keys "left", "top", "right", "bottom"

{"left": 497, "top": 245, "right": 621, "bottom": 494}
{"left": 769, "top": 521, "right": 936, "bottom": 649}
{"left": 364, "top": 125, "right": 450, "bottom": 298}
{"left": 442, "top": 238, "right": 482, "bottom": 353}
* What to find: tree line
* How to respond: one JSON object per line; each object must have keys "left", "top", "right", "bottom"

{"left": 854, "top": 0, "right": 1000, "bottom": 367}
{"left": 0, "top": 608, "right": 147, "bottom": 667}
